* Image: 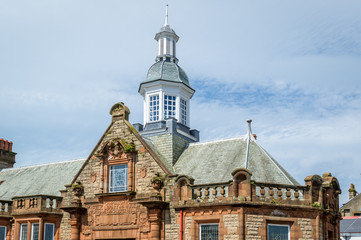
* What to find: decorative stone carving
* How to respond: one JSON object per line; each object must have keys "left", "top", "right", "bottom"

{"left": 151, "top": 173, "right": 164, "bottom": 192}
{"left": 97, "top": 139, "right": 136, "bottom": 160}
{"left": 71, "top": 181, "right": 84, "bottom": 205}
{"left": 86, "top": 201, "right": 142, "bottom": 227}
{"left": 140, "top": 167, "right": 147, "bottom": 178}
{"left": 90, "top": 172, "right": 97, "bottom": 183}
{"left": 109, "top": 102, "right": 130, "bottom": 120}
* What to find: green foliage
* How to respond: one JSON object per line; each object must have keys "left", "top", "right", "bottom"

{"left": 270, "top": 199, "right": 275, "bottom": 204}
{"left": 71, "top": 181, "right": 84, "bottom": 192}
{"left": 151, "top": 173, "right": 164, "bottom": 184}
{"left": 312, "top": 202, "right": 321, "bottom": 207}
{"left": 349, "top": 188, "right": 357, "bottom": 193}
{"left": 121, "top": 139, "right": 137, "bottom": 153}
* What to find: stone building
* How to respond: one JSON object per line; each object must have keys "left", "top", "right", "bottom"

{"left": 0, "top": 10, "right": 341, "bottom": 240}
{"left": 340, "top": 185, "right": 361, "bottom": 240}
{"left": 341, "top": 184, "right": 361, "bottom": 217}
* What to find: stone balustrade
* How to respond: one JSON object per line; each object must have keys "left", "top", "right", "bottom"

{"left": 173, "top": 171, "right": 334, "bottom": 209}
{"left": 252, "top": 182, "right": 307, "bottom": 203}
{"left": 191, "top": 182, "right": 231, "bottom": 200}
{"left": 173, "top": 178, "right": 315, "bottom": 208}
{"left": 12, "top": 195, "right": 62, "bottom": 214}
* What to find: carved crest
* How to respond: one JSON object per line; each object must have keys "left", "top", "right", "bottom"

{"left": 97, "top": 139, "right": 125, "bottom": 160}
{"left": 140, "top": 168, "right": 147, "bottom": 178}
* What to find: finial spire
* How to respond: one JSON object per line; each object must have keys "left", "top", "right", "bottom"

{"left": 164, "top": 4, "right": 168, "bottom": 26}
{"left": 245, "top": 119, "right": 253, "bottom": 168}
{"left": 246, "top": 119, "right": 253, "bottom": 136}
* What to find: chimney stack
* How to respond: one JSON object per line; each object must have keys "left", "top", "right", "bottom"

{"left": 349, "top": 183, "right": 357, "bottom": 200}
{"left": 0, "top": 138, "right": 16, "bottom": 169}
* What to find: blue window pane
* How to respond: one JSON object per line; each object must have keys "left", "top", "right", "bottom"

{"left": 109, "top": 165, "right": 128, "bottom": 192}
{"left": 44, "top": 224, "right": 54, "bottom": 240}
{"left": 268, "top": 225, "right": 289, "bottom": 240}
{"left": 0, "top": 227, "right": 5, "bottom": 240}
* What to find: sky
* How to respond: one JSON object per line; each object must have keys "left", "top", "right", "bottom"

{"left": 1, "top": 0, "right": 361, "bottom": 205}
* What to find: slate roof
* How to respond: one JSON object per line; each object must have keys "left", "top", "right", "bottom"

{"left": 143, "top": 61, "right": 190, "bottom": 87}
{"left": 341, "top": 217, "right": 361, "bottom": 233}
{"left": 143, "top": 138, "right": 173, "bottom": 172}
{"left": 0, "top": 159, "right": 86, "bottom": 200}
{"left": 174, "top": 136, "right": 299, "bottom": 185}
{"left": 341, "top": 193, "right": 361, "bottom": 210}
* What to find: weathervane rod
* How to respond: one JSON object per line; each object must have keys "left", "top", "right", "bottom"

{"left": 165, "top": 4, "right": 168, "bottom": 26}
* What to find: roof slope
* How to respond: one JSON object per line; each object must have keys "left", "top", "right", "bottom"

{"left": 143, "top": 138, "right": 173, "bottom": 173}
{"left": 174, "top": 137, "right": 299, "bottom": 185}
{"left": 144, "top": 61, "right": 190, "bottom": 86}
{"left": 0, "top": 159, "right": 86, "bottom": 200}
{"left": 341, "top": 193, "right": 361, "bottom": 210}
{"left": 341, "top": 217, "right": 361, "bottom": 233}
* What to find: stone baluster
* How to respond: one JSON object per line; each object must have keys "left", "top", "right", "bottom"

{"left": 212, "top": 187, "right": 217, "bottom": 199}
{"left": 196, "top": 188, "right": 202, "bottom": 199}
{"left": 220, "top": 186, "right": 225, "bottom": 198}
{"left": 49, "top": 198, "right": 54, "bottom": 209}
{"left": 269, "top": 187, "right": 274, "bottom": 198}
{"left": 294, "top": 188, "right": 300, "bottom": 199}
{"left": 204, "top": 187, "right": 209, "bottom": 199}
{"left": 260, "top": 186, "right": 266, "bottom": 196}
{"left": 277, "top": 187, "right": 283, "bottom": 199}
{"left": 286, "top": 188, "right": 291, "bottom": 198}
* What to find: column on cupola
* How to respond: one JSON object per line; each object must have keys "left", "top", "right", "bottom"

{"left": 155, "top": 4, "right": 178, "bottom": 62}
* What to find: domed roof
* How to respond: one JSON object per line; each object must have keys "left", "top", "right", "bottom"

{"left": 143, "top": 60, "right": 190, "bottom": 87}
{"left": 160, "top": 25, "right": 176, "bottom": 34}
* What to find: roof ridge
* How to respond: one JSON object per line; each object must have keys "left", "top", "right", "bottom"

{"left": 188, "top": 136, "right": 247, "bottom": 146}
{"left": 0, "top": 159, "right": 86, "bottom": 172}
{"left": 160, "top": 60, "right": 165, "bottom": 80}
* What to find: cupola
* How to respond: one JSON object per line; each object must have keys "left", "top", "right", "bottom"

{"left": 138, "top": 5, "right": 195, "bottom": 128}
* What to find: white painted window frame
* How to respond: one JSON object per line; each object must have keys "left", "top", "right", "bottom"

{"left": 267, "top": 223, "right": 290, "bottom": 240}
{"left": 180, "top": 98, "right": 187, "bottom": 125}
{"left": 163, "top": 94, "right": 176, "bottom": 120}
{"left": 148, "top": 94, "right": 160, "bottom": 122}
{"left": 31, "top": 223, "right": 39, "bottom": 240}
{"left": 20, "top": 223, "right": 28, "bottom": 240}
